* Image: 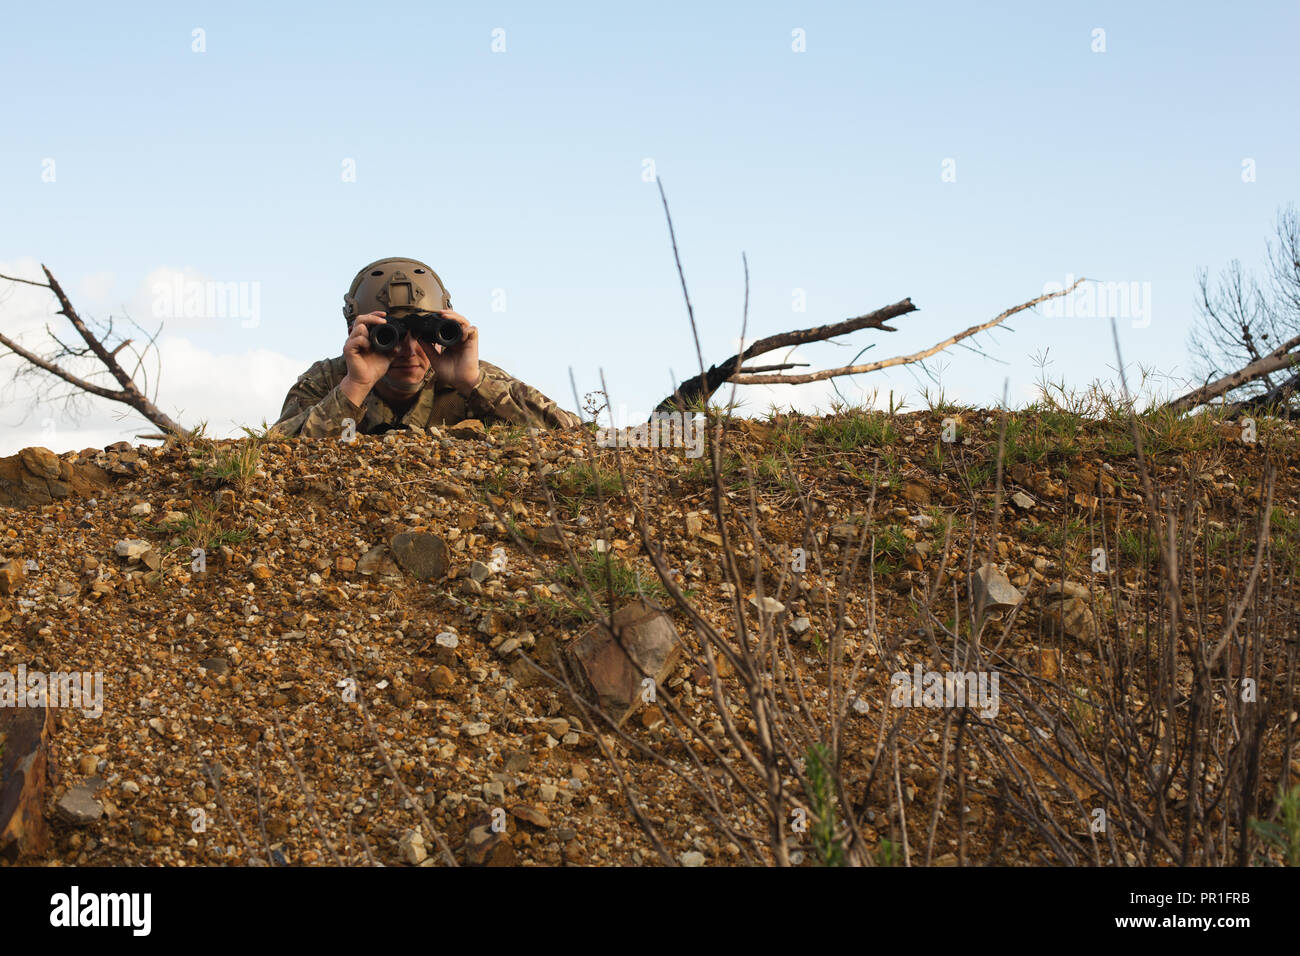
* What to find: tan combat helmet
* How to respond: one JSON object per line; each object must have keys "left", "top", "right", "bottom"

{"left": 343, "top": 257, "right": 452, "bottom": 328}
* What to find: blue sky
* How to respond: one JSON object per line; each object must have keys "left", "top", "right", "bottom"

{"left": 2, "top": 1, "right": 1297, "bottom": 453}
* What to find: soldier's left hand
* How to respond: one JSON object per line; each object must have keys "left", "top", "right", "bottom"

{"left": 427, "top": 310, "right": 480, "bottom": 396}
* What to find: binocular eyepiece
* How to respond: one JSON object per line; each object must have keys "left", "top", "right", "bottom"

{"left": 369, "top": 311, "right": 463, "bottom": 353}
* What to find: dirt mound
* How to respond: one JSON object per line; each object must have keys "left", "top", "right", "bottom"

{"left": 1, "top": 408, "right": 1297, "bottom": 866}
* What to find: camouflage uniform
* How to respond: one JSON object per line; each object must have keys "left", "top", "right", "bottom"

{"left": 269, "top": 356, "right": 582, "bottom": 439}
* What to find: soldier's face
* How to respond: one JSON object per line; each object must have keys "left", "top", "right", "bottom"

{"left": 381, "top": 325, "right": 433, "bottom": 393}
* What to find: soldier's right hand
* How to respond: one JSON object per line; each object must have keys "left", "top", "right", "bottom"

{"left": 340, "top": 311, "right": 392, "bottom": 404}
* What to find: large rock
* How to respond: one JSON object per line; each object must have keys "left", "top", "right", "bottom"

{"left": 18, "top": 447, "right": 60, "bottom": 480}
{"left": 0, "top": 699, "right": 53, "bottom": 860}
{"left": 0, "top": 447, "right": 113, "bottom": 508}
{"left": 569, "top": 600, "right": 682, "bottom": 728}
{"left": 389, "top": 532, "right": 449, "bottom": 581}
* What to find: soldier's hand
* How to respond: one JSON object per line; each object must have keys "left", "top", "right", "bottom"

{"left": 341, "top": 311, "right": 393, "bottom": 405}
{"left": 428, "top": 310, "right": 480, "bottom": 397}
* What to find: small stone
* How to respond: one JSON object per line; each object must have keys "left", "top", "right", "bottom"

{"left": 463, "top": 722, "right": 490, "bottom": 737}
{"left": 447, "top": 419, "right": 487, "bottom": 440}
{"left": 468, "top": 560, "right": 493, "bottom": 583}
{"left": 389, "top": 532, "right": 450, "bottom": 581}
{"left": 465, "top": 822, "right": 515, "bottom": 866}
{"left": 356, "top": 545, "right": 400, "bottom": 577}
{"left": 510, "top": 805, "right": 551, "bottom": 828}
{"left": 1011, "top": 491, "right": 1035, "bottom": 510}
{"left": 56, "top": 786, "right": 103, "bottom": 825}
{"left": 1046, "top": 581, "right": 1090, "bottom": 600}
{"left": 1042, "top": 594, "right": 1097, "bottom": 642}
{"left": 684, "top": 512, "right": 703, "bottom": 537}
{"left": 970, "top": 563, "right": 1023, "bottom": 612}
{"left": 0, "top": 559, "right": 24, "bottom": 595}
{"left": 200, "top": 657, "right": 231, "bottom": 677}
{"left": 748, "top": 595, "right": 786, "bottom": 617}
{"left": 399, "top": 828, "right": 427, "bottom": 865}
{"left": 114, "top": 539, "right": 151, "bottom": 560}
{"left": 536, "top": 718, "right": 570, "bottom": 738}
{"left": 78, "top": 755, "right": 99, "bottom": 776}
{"left": 250, "top": 563, "right": 273, "bottom": 580}
{"left": 129, "top": 502, "right": 153, "bottom": 516}
{"left": 902, "top": 481, "right": 931, "bottom": 506}
{"left": 537, "top": 525, "right": 564, "bottom": 549}
{"left": 790, "top": 616, "right": 811, "bottom": 635}
{"left": 422, "top": 666, "right": 455, "bottom": 698}
{"left": 679, "top": 850, "right": 706, "bottom": 867}
{"left": 830, "top": 522, "right": 861, "bottom": 542}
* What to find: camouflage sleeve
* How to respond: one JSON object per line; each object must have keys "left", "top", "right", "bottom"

{"left": 466, "top": 365, "right": 583, "bottom": 430}
{"left": 268, "top": 365, "right": 365, "bottom": 439}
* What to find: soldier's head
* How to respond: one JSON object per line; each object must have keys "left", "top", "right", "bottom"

{"left": 344, "top": 257, "right": 453, "bottom": 394}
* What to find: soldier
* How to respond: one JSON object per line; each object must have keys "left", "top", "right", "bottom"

{"left": 269, "top": 257, "right": 582, "bottom": 438}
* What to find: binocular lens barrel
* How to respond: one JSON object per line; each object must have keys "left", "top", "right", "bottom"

{"left": 370, "top": 323, "right": 402, "bottom": 351}
{"left": 368, "top": 314, "right": 462, "bottom": 352}
{"left": 434, "top": 320, "right": 462, "bottom": 347}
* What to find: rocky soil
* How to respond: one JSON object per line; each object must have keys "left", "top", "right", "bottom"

{"left": 1, "top": 409, "right": 1298, "bottom": 866}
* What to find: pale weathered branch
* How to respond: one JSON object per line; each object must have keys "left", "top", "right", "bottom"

{"left": 731, "top": 279, "right": 1085, "bottom": 386}
{"left": 1164, "top": 333, "right": 1300, "bottom": 416}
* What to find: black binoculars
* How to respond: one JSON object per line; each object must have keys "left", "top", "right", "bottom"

{"left": 369, "top": 311, "right": 463, "bottom": 352}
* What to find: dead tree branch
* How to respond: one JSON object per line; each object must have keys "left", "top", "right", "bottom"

{"left": 655, "top": 299, "right": 920, "bottom": 411}
{"left": 1163, "top": 332, "right": 1300, "bottom": 416}
{"left": 0, "top": 265, "right": 188, "bottom": 437}
{"left": 731, "top": 279, "right": 1085, "bottom": 387}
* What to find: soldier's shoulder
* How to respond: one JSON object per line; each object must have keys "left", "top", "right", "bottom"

{"left": 294, "top": 356, "right": 348, "bottom": 387}
{"left": 477, "top": 360, "right": 513, "bottom": 382}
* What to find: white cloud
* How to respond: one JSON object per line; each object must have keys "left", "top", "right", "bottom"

{"left": 77, "top": 270, "right": 117, "bottom": 304}
{"left": 1, "top": 259, "right": 305, "bottom": 456}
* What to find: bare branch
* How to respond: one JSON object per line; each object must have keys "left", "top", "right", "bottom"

{"left": 0, "top": 266, "right": 189, "bottom": 437}
{"left": 732, "top": 279, "right": 1085, "bottom": 386}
